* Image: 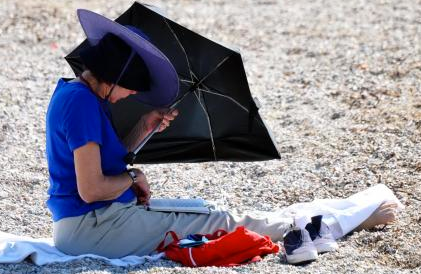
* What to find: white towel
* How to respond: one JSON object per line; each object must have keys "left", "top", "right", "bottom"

{"left": 0, "top": 232, "right": 164, "bottom": 266}
{"left": 0, "top": 184, "right": 404, "bottom": 266}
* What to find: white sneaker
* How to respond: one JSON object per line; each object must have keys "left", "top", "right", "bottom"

{"left": 283, "top": 226, "right": 318, "bottom": 264}
{"left": 305, "top": 215, "right": 339, "bottom": 253}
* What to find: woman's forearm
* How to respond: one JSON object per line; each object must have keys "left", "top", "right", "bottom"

{"left": 122, "top": 119, "right": 147, "bottom": 152}
{"left": 122, "top": 109, "right": 177, "bottom": 152}
{"left": 87, "top": 173, "right": 133, "bottom": 203}
{"left": 74, "top": 142, "right": 133, "bottom": 203}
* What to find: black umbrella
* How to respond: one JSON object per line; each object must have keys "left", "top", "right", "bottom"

{"left": 65, "top": 2, "right": 280, "bottom": 164}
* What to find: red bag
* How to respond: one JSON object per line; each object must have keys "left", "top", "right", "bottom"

{"left": 156, "top": 226, "right": 280, "bottom": 267}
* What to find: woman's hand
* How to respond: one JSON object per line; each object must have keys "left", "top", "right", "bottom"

{"left": 140, "top": 108, "right": 179, "bottom": 136}
{"left": 130, "top": 169, "right": 152, "bottom": 205}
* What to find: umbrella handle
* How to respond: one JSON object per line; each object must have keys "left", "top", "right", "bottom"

{"left": 124, "top": 151, "right": 137, "bottom": 165}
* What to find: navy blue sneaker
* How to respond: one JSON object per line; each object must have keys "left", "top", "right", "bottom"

{"left": 283, "top": 226, "right": 318, "bottom": 264}
{"left": 305, "top": 215, "right": 338, "bottom": 253}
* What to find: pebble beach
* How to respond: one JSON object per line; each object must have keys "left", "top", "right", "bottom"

{"left": 0, "top": 0, "right": 420, "bottom": 273}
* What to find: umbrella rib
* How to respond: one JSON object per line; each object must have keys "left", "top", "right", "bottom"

{"left": 163, "top": 18, "right": 194, "bottom": 82}
{"left": 195, "top": 55, "right": 231, "bottom": 87}
{"left": 197, "top": 87, "right": 249, "bottom": 113}
{"left": 199, "top": 84, "right": 266, "bottom": 129}
{"left": 180, "top": 78, "right": 195, "bottom": 84}
{"left": 193, "top": 90, "right": 217, "bottom": 161}
{"left": 162, "top": 18, "right": 231, "bottom": 90}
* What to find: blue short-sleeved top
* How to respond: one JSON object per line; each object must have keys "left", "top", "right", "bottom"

{"left": 46, "top": 78, "right": 135, "bottom": 221}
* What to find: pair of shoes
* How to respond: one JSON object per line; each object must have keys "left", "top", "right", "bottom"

{"left": 282, "top": 215, "right": 338, "bottom": 265}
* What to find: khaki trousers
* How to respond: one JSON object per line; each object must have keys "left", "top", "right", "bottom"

{"left": 53, "top": 199, "right": 292, "bottom": 258}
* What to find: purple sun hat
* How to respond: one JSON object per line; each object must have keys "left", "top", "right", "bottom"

{"left": 77, "top": 9, "right": 179, "bottom": 107}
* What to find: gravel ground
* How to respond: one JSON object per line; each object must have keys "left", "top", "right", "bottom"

{"left": 1, "top": 0, "right": 421, "bottom": 273}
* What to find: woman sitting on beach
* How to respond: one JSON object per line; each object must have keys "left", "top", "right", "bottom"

{"left": 46, "top": 9, "right": 399, "bottom": 264}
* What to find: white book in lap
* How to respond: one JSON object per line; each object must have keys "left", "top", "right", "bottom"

{"left": 146, "top": 198, "right": 213, "bottom": 214}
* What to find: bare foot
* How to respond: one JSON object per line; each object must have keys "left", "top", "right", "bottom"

{"left": 354, "top": 201, "right": 398, "bottom": 231}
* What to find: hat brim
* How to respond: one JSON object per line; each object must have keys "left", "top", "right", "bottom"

{"left": 77, "top": 9, "right": 179, "bottom": 107}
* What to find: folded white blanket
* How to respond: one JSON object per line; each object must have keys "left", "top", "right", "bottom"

{"left": 0, "top": 184, "right": 403, "bottom": 266}
{"left": 0, "top": 232, "right": 164, "bottom": 266}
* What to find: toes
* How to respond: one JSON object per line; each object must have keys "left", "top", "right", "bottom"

{"left": 380, "top": 201, "right": 399, "bottom": 208}
{"left": 380, "top": 209, "right": 397, "bottom": 223}
{"left": 379, "top": 207, "right": 397, "bottom": 216}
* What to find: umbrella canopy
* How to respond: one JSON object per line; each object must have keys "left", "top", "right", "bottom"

{"left": 65, "top": 2, "right": 281, "bottom": 164}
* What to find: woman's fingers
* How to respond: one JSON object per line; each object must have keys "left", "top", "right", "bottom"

{"left": 161, "top": 109, "right": 178, "bottom": 119}
{"left": 157, "top": 120, "right": 169, "bottom": 132}
{"left": 159, "top": 114, "right": 174, "bottom": 130}
{"left": 166, "top": 109, "right": 179, "bottom": 121}
{"left": 162, "top": 114, "right": 176, "bottom": 122}
{"left": 158, "top": 124, "right": 166, "bottom": 132}
{"left": 170, "top": 109, "right": 179, "bottom": 116}
{"left": 134, "top": 187, "right": 151, "bottom": 205}
{"left": 163, "top": 111, "right": 174, "bottom": 119}
{"left": 153, "top": 108, "right": 179, "bottom": 132}
{"left": 162, "top": 119, "right": 170, "bottom": 127}
{"left": 137, "top": 189, "right": 152, "bottom": 206}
